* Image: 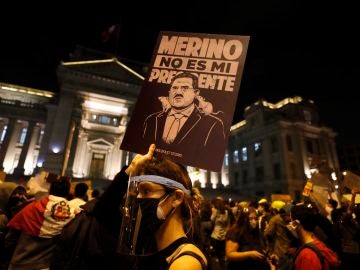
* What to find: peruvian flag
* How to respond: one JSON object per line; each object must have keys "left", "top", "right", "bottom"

{"left": 7, "top": 195, "right": 78, "bottom": 238}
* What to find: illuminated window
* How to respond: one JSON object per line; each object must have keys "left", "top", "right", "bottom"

{"left": 37, "top": 129, "right": 44, "bottom": 145}
{"left": 18, "top": 128, "right": 27, "bottom": 145}
{"left": 90, "top": 114, "right": 120, "bottom": 126}
{"left": 241, "top": 147, "right": 248, "bottom": 161}
{"left": 224, "top": 153, "right": 229, "bottom": 166}
{"left": 99, "top": 115, "right": 111, "bottom": 125}
{"left": 0, "top": 125, "right": 7, "bottom": 143}
{"left": 254, "top": 142, "right": 262, "bottom": 157}
{"left": 233, "top": 150, "right": 239, "bottom": 163}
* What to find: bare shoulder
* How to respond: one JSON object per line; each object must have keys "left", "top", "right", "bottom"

{"left": 169, "top": 243, "right": 207, "bottom": 270}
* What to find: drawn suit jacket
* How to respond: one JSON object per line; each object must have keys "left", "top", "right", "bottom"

{"left": 142, "top": 108, "right": 225, "bottom": 170}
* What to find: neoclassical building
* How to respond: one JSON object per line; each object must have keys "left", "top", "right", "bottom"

{"left": 0, "top": 47, "right": 339, "bottom": 200}
{"left": 0, "top": 47, "right": 144, "bottom": 182}
{"left": 226, "top": 97, "right": 339, "bottom": 201}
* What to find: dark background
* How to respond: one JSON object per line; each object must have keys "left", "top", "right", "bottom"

{"left": 0, "top": 1, "right": 359, "bottom": 146}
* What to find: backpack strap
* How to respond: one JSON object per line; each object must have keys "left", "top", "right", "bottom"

{"left": 169, "top": 249, "right": 207, "bottom": 270}
{"left": 292, "top": 243, "right": 325, "bottom": 270}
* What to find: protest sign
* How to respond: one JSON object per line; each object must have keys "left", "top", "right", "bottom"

{"left": 342, "top": 170, "right": 360, "bottom": 191}
{"left": 121, "top": 31, "right": 250, "bottom": 171}
{"left": 271, "top": 194, "right": 292, "bottom": 203}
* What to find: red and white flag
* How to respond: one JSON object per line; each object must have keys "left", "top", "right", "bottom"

{"left": 7, "top": 195, "right": 78, "bottom": 238}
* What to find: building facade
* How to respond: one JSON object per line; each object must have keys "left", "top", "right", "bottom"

{"left": 226, "top": 97, "right": 339, "bottom": 201}
{"left": 0, "top": 47, "right": 340, "bottom": 201}
{"left": 0, "top": 47, "right": 144, "bottom": 183}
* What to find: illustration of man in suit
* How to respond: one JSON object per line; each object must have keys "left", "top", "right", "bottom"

{"left": 142, "top": 72, "right": 225, "bottom": 163}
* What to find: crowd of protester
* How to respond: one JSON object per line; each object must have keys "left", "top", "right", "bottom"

{"left": 0, "top": 149, "right": 359, "bottom": 269}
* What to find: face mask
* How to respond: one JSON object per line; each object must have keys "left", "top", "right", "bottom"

{"left": 134, "top": 194, "right": 171, "bottom": 253}
{"left": 250, "top": 219, "right": 258, "bottom": 229}
{"left": 286, "top": 220, "right": 300, "bottom": 239}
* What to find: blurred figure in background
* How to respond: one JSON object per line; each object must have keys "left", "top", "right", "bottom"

{"left": 5, "top": 176, "right": 76, "bottom": 270}
{"left": 289, "top": 203, "right": 340, "bottom": 270}
{"left": 210, "top": 196, "right": 231, "bottom": 269}
{"left": 68, "top": 182, "right": 89, "bottom": 211}
{"left": 91, "top": 189, "right": 100, "bottom": 200}
{"left": 226, "top": 206, "right": 271, "bottom": 270}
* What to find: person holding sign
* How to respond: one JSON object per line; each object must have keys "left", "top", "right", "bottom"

{"left": 142, "top": 72, "right": 225, "bottom": 167}
{"left": 118, "top": 144, "right": 207, "bottom": 270}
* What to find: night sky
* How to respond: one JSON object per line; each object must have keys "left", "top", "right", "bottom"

{"left": 0, "top": 1, "right": 359, "bottom": 146}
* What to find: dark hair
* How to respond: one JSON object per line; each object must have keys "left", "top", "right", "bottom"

{"left": 91, "top": 189, "right": 100, "bottom": 198}
{"left": 171, "top": 72, "right": 199, "bottom": 89}
{"left": 258, "top": 201, "right": 270, "bottom": 212}
{"left": 227, "top": 206, "right": 257, "bottom": 238}
{"left": 328, "top": 199, "right": 338, "bottom": 209}
{"left": 291, "top": 203, "right": 317, "bottom": 232}
{"left": 132, "top": 155, "right": 201, "bottom": 236}
{"left": 49, "top": 176, "right": 70, "bottom": 198}
{"left": 74, "top": 182, "right": 89, "bottom": 197}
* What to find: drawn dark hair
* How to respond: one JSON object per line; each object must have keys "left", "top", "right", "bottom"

{"left": 171, "top": 72, "right": 199, "bottom": 89}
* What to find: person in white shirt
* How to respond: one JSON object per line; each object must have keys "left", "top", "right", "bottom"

{"left": 69, "top": 182, "right": 89, "bottom": 211}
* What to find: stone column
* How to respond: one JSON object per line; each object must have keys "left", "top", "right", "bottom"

{"left": 37, "top": 104, "right": 57, "bottom": 168}
{"left": 64, "top": 120, "right": 80, "bottom": 177}
{"left": 0, "top": 118, "right": 16, "bottom": 170}
{"left": 13, "top": 121, "right": 36, "bottom": 176}
{"left": 42, "top": 92, "right": 75, "bottom": 174}
{"left": 205, "top": 170, "right": 212, "bottom": 188}
{"left": 216, "top": 172, "right": 223, "bottom": 188}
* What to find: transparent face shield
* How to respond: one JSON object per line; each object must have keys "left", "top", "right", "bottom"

{"left": 118, "top": 175, "right": 190, "bottom": 256}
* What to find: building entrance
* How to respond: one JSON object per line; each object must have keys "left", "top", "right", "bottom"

{"left": 89, "top": 153, "right": 105, "bottom": 179}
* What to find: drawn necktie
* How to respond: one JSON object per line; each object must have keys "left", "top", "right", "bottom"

{"left": 164, "top": 114, "right": 184, "bottom": 144}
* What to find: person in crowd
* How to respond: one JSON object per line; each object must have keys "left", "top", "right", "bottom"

{"left": 51, "top": 144, "right": 207, "bottom": 270}
{"left": 325, "top": 199, "right": 338, "bottom": 222}
{"left": 5, "top": 176, "right": 76, "bottom": 270}
{"left": 91, "top": 188, "right": 100, "bottom": 200}
{"left": 198, "top": 199, "right": 214, "bottom": 255}
{"left": 289, "top": 203, "right": 341, "bottom": 270}
{"left": 0, "top": 182, "right": 31, "bottom": 269}
{"left": 314, "top": 204, "right": 342, "bottom": 257}
{"left": 331, "top": 196, "right": 360, "bottom": 270}
{"left": 26, "top": 171, "right": 52, "bottom": 200}
{"left": 0, "top": 182, "right": 30, "bottom": 224}
{"left": 68, "top": 182, "right": 89, "bottom": 211}
{"left": 225, "top": 206, "right": 271, "bottom": 270}
{"left": 257, "top": 199, "right": 272, "bottom": 248}
{"left": 210, "top": 196, "right": 231, "bottom": 269}
{"left": 50, "top": 167, "right": 130, "bottom": 270}
{"left": 118, "top": 143, "right": 207, "bottom": 270}
{"left": 264, "top": 203, "right": 293, "bottom": 270}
